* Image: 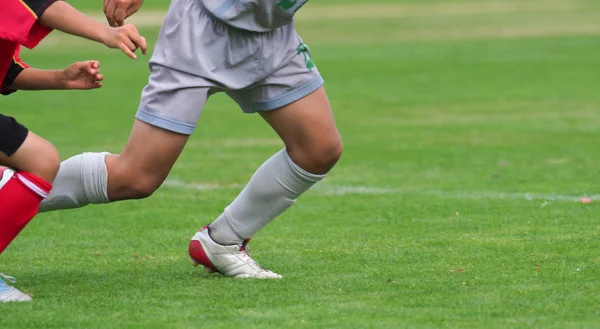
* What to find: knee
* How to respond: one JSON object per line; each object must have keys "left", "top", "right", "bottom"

{"left": 127, "top": 178, "right": 160, "bottom": 199}
{"left": 37, "top": 146, "right": 60, "bottom": 182}
{"left": 108, "top": 160, "right": 162, "bottom": 200}
{"left": 291, "top": 133, "right": 343, "bottom": 175}
{"left": 318, "top": 135, "right": 343, "bottom": 169}
{"left": 27, "top": 141, "right": 60, "bottom": 183}
{"left": 117, "top": 174, "right": 161, "bottom": 200}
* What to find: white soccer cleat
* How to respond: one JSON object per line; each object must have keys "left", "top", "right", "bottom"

{"left": 189, "top": 226, "right": 282, "bottom": 279}
{"left": 0, "top": 167, "right": 15, "bottom": 189}
{"left": 0, "top": 273, "right": 32, "bottom": 303}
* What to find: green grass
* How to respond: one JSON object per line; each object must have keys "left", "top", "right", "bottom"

{"left": 2, "top": 0, "right": 600, "bottom": 328}
{"left": 66, "top": 0, "right": 466, "bottom": 10}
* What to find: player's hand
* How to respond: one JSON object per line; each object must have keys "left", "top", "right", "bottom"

{"left": 102, "top": 24, "right": 148, "bottom": 59}
{"left": 62, "top": 61, "right": 104, "bottom": 90}
{"left": 104, "top": 0, "right": 145, "bottom": 27}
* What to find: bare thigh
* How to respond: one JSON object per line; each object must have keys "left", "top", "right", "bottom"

{"left": 0, "top": 131, "right": 60, "bottom": 182}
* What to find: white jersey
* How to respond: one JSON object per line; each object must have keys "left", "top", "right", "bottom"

{"left": 200, "top": 0, "right": 309, "bottom": 32}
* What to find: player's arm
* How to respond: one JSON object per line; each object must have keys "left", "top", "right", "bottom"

{"left": 36, "top": 1, "right": 147, "bottom": 59}
{"left": 2, "top": 59, "right": 103, "bottom": 93}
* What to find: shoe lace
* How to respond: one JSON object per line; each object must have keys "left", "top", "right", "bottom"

{"left": 0, "top": 273, "right": 17, "bottom": 284}
{"left": 238, "top": 244, "right": 265, "bottom": 271}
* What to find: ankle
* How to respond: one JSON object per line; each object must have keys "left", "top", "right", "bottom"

{"left": 208, "top": 213, "right": 244, "bottom": 246}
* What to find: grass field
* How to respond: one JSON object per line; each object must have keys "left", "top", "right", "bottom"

{"left": 2, "top": 0, "right": 600, "bottom": 327}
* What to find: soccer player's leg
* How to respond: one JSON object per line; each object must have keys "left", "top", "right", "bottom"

{"left": 261, "top": 86, "right": 342, "bottom": 175}
{"left": 0, "top": 115, "right": 58, "bottom": 302}
{"left": 39, "top": 0, "right": 219, "bottom": 212}
{"left": 0, "top": 118, "right": 60, "bottom": 183}
{"left": 39, "top": 61, "right": 214, "bottom": 212}
{"left": 189, "top": 39, "right": 342, "bottom": 278}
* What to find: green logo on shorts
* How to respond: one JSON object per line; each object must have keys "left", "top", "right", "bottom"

{"left": 297, "top": 43, "right": 315, "bottom": 71}
{"left": 278, "top": 0, "right": 308, "bottom": 13}
{"left": 278, "top": 0, "right": 298, "bottom": 10}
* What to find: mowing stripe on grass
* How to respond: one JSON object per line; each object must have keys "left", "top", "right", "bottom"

{"left": 37, "top": 0, "right": 600, "bottom": 47}
{"left": 80, "top": 0, "right": 591, "bottom": 26}
{"left": 163, "top": 179, "right": 593, "bottom": 202}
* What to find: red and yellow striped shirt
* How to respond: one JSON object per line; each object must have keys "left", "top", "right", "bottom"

{"left": 0, "top": 0, "right": 57, "bottom": 92}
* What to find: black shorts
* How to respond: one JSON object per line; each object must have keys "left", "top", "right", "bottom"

{"left": 0, "top": 114, "right": 28, "bottom": 156}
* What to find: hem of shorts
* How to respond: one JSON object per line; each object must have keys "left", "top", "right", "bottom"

{"left": 135, "top": 109, "right": 195, "bottom": 135}
{"left": 244, "top": 75, "right": 324, "bottom": 113}
{"left": 0, "top": 117, "right": 28, "bottom": 157}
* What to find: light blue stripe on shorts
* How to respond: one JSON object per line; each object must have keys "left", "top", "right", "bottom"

{"left": 242, "top": 75, "right": 324, "bottom": 113}
{"left": 135, "top": 109, "right": 196, "bottom": 135}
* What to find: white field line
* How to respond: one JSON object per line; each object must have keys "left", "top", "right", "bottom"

{"left": 162, "top": 179, "right": 595, "bottom": 202}
{"left": 162, "top": 179, "right": 244, "bottom": 191}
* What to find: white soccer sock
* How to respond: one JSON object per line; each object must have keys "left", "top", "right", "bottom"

{"left": 209, "top": 148, "right": 325, "bottom": 245}
{"left": 38, "top": 152, "right": 110, "bottom": 212}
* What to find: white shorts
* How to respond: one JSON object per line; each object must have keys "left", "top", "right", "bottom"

{"left": 135, "top": 0, "right": 323, "bottom": 135}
